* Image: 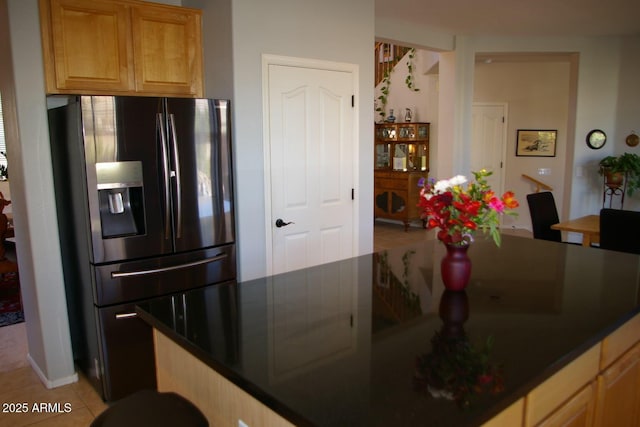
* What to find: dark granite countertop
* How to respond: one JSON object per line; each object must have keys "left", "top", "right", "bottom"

{"left": 137, "top": 235, "right": 640, "bottom": 426}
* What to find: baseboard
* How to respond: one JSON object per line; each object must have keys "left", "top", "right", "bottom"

{"left": 27, "top": 353, "right": 78, "bottom": 389}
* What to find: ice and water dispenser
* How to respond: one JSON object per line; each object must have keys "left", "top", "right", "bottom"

{"left": 96, "top": 161, "right": 146, "bottom": 238}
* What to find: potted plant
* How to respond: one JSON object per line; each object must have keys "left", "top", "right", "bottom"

{"left": 598, "top": 153, "right": 640, "bottom": 195}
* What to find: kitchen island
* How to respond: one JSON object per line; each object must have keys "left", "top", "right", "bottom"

{"left": 137, "top": 235, "right": 640, "bottom": 426}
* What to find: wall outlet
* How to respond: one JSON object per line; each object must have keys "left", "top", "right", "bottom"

{"left": 238, "top": 420, "right": 249, "bottom": 427}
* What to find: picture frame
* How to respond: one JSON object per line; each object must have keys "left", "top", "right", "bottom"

{"left": 516, "top": 129, "right": 557, "bottom": 157}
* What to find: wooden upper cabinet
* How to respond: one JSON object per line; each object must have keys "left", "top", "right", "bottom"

{"left": 41, "top": 0, "right": 134, "bottom": 92}
{"left": 39, "top": 0, "right": 204, "bottom": 97}
{"left": 131, "top": 5, "right": 202, "bottom": 96}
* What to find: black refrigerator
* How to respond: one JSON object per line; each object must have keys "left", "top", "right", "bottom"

{"left": 48, "top": 96, "right": 237, "bottom": 401}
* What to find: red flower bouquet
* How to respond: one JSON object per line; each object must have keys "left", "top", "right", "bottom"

{"left": 418, "top": 170, "right": 519, "bottom": 246}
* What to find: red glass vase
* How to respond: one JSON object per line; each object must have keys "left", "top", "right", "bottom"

{"left": 440, "top": 242, "right": 472, "bottom": 291}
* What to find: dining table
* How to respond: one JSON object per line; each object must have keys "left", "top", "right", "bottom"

{"left": 551, "top": 214, "right": 600, "bottom": 246}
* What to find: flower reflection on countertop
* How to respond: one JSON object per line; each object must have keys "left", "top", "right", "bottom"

{"left": 418, "top": 170, "right": 519, "bottom": 247}
{"left": 413, "top": 290, "right": 505, "bottom": 409}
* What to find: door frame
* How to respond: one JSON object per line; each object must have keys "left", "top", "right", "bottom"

{"left": 261, "top": 54, "right": 360, "bottom": 276}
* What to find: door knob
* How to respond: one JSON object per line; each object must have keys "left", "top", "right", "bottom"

{"left": 275, "top": 219, "right": 293, "bottom": 228}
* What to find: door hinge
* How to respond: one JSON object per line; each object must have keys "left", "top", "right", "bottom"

{"left": 502, "top": 116, "right": 505, "bottom": 123}
{"left": 351, "top": 188, "right": 355, "bottom": 200}
{"left": 351, "top": 95, "right": 354, "bottom": 108}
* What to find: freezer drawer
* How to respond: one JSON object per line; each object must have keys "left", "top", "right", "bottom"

{"left": 97, "top": 303, "right": 156, "bottom": 402}
{"left": 93, "top": 244, "right": 236, "bottom": 306}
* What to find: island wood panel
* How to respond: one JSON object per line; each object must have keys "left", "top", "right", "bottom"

{"left": 482, "top": 398, "right": 524, "bottom": 427}
{"left": 524, "top": 344, "right": 601, "bottom": 427}
{"left": 536, "top": 382, "right": 596, "bottom": 427}
{"left": 600, "top": 312, "right": 640, "bottom": 370}
{"left": 154, "top": 330, "right": 296, "bottom": 427}
{"left": 593, "top": 342, "right": 640, "bottom": 427}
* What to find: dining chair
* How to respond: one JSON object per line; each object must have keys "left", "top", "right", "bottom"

{"left": 599, "top": 208, "right": 640, "bottom": 254}
{"left": 526, "top": 192, "right": 563, "bottom": 242}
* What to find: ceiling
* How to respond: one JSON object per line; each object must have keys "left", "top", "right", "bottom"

{"left": 375, "top": 0, "right": 640, "bottom": 38}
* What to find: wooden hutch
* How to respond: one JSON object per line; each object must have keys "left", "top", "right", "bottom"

{"left": 374, "top": 122, "right": 430, "bottom": 231}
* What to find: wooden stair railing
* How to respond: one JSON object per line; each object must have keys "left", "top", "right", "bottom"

{"left": 373, "top": 254, "right": 422, "bottom": 323}
{"left": 522, "top": 174, "right": 553, "bottom": 192}
{"left": 375, "top": 42, "right": 411, "bottom": 87}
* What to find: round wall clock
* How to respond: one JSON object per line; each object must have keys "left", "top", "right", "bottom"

{"left": 586, "top": 129, "right": 606, "bottom": 149}
{"left": 625, "top": 132, "right": 639, "bottom": 147}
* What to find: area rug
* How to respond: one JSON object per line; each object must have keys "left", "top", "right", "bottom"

{"left": 0, "top": 271, "right": 23, "bottom": 327}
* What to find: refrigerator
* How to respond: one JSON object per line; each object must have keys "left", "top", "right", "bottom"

{"left": 48, "top": 95, "right": 237, "bottom": 401}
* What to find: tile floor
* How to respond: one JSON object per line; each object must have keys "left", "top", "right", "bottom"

{"left": 0, "top": 221, "right": 531, "bottom": 426}
{"left": 0, "top": 323, "right": 108, "bottom": 427}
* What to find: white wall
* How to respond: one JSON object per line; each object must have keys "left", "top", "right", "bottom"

{"left": 613, "top": 36, "right": 640, "bottom": 211}
{"left": 474, "top": 59, "right": 572, "bottom": 230}
{"left": 1, "top": 0, "right": 76, "bottom": 387}
{"left": 231, "top": 0, "right": 375, "bottom": 280}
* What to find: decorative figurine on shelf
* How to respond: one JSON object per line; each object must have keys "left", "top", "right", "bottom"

{"left": 385, "top": 109, "right": 396, "bottom": 123}
{"left": 405, "top": 108, "right": 412, "bottom": 122}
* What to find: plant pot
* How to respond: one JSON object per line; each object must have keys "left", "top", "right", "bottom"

{"left": 604, "top": 170, "right": 624, "bottom": 189}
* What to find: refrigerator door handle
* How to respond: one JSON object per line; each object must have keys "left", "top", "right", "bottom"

{"left": 110, "top": 252, "right": 228, "bottom": 278}
{"left": 168, "top": 114, "right": 182, "bottom": 239}
{"left": 157, "top": 113, "right": 172, "bottom": 240}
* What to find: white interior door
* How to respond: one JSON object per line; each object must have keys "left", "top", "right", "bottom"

{"left": 471, "top": 103, "right": 507, "bottom": 193}
{"left": 265, "top": 59, "right": 355, "bottom": 275}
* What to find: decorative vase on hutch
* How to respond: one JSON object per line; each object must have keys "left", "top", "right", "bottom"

{"left": 440, "top": 242, "right": 471, "bottom": 291}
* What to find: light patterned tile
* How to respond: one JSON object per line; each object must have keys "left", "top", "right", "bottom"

{"left": 0, "top": 366, "right": 40, "bottom": 392}
{"left": 28, "top": 407, "right": 95, "bottom": 427}
{"left": 70, "top": 373, "right": 107, "bottom": 418}
{"left": 0, "top": 322, "right": 28, "bottom": 373}
{"left": 0, "top": 383, "right": 85, "bottom": 427}
{"left": 0, "top": 322, "right": 26, "bottom": 350}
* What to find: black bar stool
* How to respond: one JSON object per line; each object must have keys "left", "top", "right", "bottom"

{"left": 91, "top": 389, "right": 208, "bottom": 427}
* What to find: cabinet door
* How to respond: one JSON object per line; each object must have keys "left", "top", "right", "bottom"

{"left": 43, "top": 0, "right": 134, "bottom": 93}
{"left": 537, "top": 382, "right": 596, "bottom": 427}
{"left": 593, "top": 343, "right": 640, "bottom": 427}
{"left": 130, "top": 5, "right": 203, "bottom": 97}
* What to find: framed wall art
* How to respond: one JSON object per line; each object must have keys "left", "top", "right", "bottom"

{"left": 516, "top": 129, "right": 557, "bottom": 157}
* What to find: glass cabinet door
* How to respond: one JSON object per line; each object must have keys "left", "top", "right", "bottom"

{"left": 375, "top": 143, "right": 390, "bottom": 169}
{"left": 398, "top": 124, "right": 416, "bottom": 139}
{"left": 417, "top": 124, "right": 429, "bottom": 139}
{"left": 415, "top": 143, "right": 428, "bottom": 171}
{"left": 393, "top": 144, "right": 408, "bottom": 170}
{"left": 376, "top": 125, "right": 396, "bottom": 141}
